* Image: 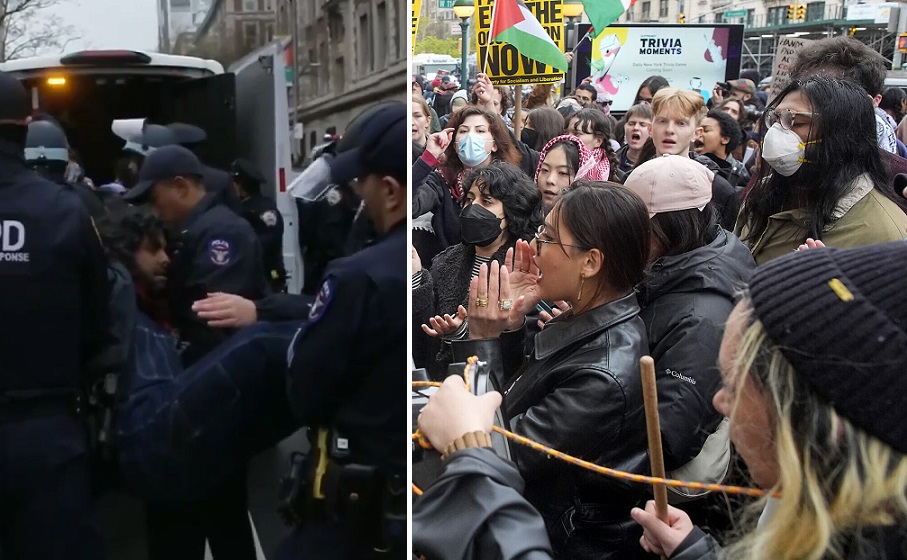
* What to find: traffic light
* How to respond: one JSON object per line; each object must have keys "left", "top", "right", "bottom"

{"left": 787, "top": 4, "right": 796, "bottom": 20}
{"left": 797, "top": 4, "right": 806, "bottom": 20}
{"left": 678, "top": 12, "right": 685, "bottom": 23}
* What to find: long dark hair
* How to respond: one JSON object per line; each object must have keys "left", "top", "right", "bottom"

{"left": 741, "top": 77, "right": 898, "bottom": 241}
{"left": 569, "top": 108, "right": 619, "bottom": 176}
{"left": 651, "top": 205, "right": 719, "bottom": 257}
{"left": 526, "top": 107, "right": 565, "bottom": 151}
{"left": 552, "top": 181, "right": 650, "bottom": 294}
{"left": 634, "top": 76, "right": 669, "bottom": 105}
{"left": 461, "top": 162, "right": 543, "bottom": 241}
{"left": 440, "top": 106, "right": 521, "bottom": 186}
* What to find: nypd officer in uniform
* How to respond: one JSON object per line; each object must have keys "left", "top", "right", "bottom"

{"left": 0, "top": 71, "right": 111, "bottom": 559}
{"left": 124, "top": 144, "right": 267, "bottom": 560}
{"left": 277, "top": 102, "right": 406, "bottom": 559}
{"left": 25, "top": 118, "right": 108, "bottom": 219}
{"left": 231, "top": 157, "right": 287, "bottom": 292}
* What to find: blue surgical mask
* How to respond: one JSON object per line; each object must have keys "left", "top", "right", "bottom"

{"left": 457, "top": 133, "right": 490, "bottom": 167}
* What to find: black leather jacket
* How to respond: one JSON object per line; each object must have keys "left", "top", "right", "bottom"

{"left": 452, "top": 293, "right": 653, "bottom": 560}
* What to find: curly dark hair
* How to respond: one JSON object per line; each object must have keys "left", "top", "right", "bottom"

{"left": 96, "top": 206, "right": 168, "bottom": 272}
{"left": 461, "top": 162, "right": 543, "bottom": 241}
{"left": 704, "top": 109, "right": 743, "bottom": 154}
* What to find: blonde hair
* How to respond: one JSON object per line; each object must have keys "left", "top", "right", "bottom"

{"left": 651, "top": 87, "right": 706, "bottom": 124}
{"left": 725, "top": 298, "right": 907, "bottom": 560}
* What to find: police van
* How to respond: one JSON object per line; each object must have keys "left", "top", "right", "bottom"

{"left": 0, "top": 41, "right": 303, "bottom": 294}
{"left": 0, "top": 42, "right": 306, "bottom": 558}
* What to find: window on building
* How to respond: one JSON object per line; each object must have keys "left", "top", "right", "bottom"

{"left": 171, "top": 0, "right": 190, "bottom": 8}
{"left": 266, "top": 22, "right": 274, "bottom": 41}
{"left": 318, "top": 40, "right": 328, "bottom": 95}
{"left": 333, "top": 56, "right": 345, "bottom": 94}
{"left": 358, "top": 12, "right": 371, "bottom": 72}
{"left": 243, "top": 21, "right": 258, "bottom": 48}
{"left": 806, "top": 2, "right": 825, "bottom": 21}
{"left": 307, "top": 48, "right": 318, "bottom": 96}
{"left": 767, "top": 6, "right": 786, "bottom": 25}
{"left": 746, "top": 8, "right": 755, "bottom": 26}
{"left": 375, "top": 2, "right": 387, "bottom": 70}
{"left": 642, "top": 1, "right": 650, "bottom": 19}
{"left": 309, "top": 131, "right": 317, "bottom": 157}
{"left": 659, "top": 0, "right": 668, "bottom": 18}
{"left": 328, "top": 9, "right": 344, "bottom": 42}
{"left": 243, "top": 0, "right": 257, "bottom": 11}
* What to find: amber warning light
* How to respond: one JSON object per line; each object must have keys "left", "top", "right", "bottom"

{"left": 46, "top": 77, "right": 67, "bottom": 86}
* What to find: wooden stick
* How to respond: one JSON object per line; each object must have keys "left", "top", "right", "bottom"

{"left": 640, "top": 355, "right": 669, "bottom": 523}
{"left": 513, "top": 86, "right": 523, "bottom": 141}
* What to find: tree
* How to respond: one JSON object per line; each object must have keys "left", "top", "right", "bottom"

{"left": 0, "top": 0, "right": 80, "bottom": 61}
{"left": 414, "top": 35, "right": 459, "bottom": 57}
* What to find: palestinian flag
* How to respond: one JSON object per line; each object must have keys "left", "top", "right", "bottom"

{"left": 490, "top": 0, "right": 568, "bottom": 71}
{"left": 582, "top": 0, "right": 638, "bottom": 37}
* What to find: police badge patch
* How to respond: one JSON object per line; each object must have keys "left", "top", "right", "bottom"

{"left": 260, "top": 210, "right": 278, "bottom": 227}
{"left": 325, "top": 187, "right": 342, "bottom": 206}
{"left": 308, "top": 279, "right": 334, "bottom": 322}
{"left": 208, "top": 239, "right": 232, "bottom": 265}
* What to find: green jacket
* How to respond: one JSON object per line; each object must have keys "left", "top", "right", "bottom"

{"left": 735, "top": 174, "right": 907, "bottom": 265}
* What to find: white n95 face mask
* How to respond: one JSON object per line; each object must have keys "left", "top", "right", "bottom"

{"left": 761, "top": 124, "right": 818, "bottom": 177}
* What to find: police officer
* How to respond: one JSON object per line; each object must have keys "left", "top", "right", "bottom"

{"left": 0, "top": 70, "right": 111, "bottom": 558}
{"left": 167, "top": 121, "right": 244, "bottom": 216}
{"left": 124, "top": 144, "right": 266, "bottom": 560}
{"left": 25, "top": 118, "right": 109, "bottom": 219}
{"left": 231, "top": 157, "right": 288, "bottom": 292}
{"left": 277, "top": 102, "right": 406, "bottom": 559}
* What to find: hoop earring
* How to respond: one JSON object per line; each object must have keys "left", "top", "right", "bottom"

{"left": 577, "top": 273, "right": 585, "bottom": 302}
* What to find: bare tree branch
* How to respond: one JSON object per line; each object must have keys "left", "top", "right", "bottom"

{"left": 0, "top": 0, "right": 79, "bottom": 61}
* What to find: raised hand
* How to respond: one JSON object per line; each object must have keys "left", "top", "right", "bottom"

{"left": 467, "top": 261, "right": 527, "bottom": 339}
{"left": 537, "top": 300, "right": 570, "bottom": 330}
{"left": 504, "top": 240, "right": 542, "bottom": 327}
{"left": 426, "top": 128, "right": 454, "bottom": 159}
{"left": 421, "top": 306, "right": 467, "bottom": 338}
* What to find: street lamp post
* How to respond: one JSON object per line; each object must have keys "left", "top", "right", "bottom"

{"left": 563, "top": 0, "right": 585, "bottom": 94}
{"left": 453, "top": 0, "right": 476, "bottom": 90}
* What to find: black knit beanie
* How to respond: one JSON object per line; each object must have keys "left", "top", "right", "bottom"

{"left": 748, "top": 241, "right": 907, "bottom": 455}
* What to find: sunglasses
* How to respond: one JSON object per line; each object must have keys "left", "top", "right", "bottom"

{"left": 765, "top": 109, "right": 818, "bottom": 130}
{"left": 533, "top": 224, "right": 588, "bottom": 257}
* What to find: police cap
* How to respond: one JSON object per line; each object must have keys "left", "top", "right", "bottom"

{"left": 124, "top": 145, "right": 204, "bottom": 203}
{"left": 25, "top": 120, "right": 70, "bottom": 163}
{"left": 330, "top": 102, "right": 406, "bottom": 185}
{"left": 168, "top": 122, "right": 207, "bottom": 146}
{"left": 231, "top": 158, "right": 265, "bottom": 187}
{"left": 124, "top": 123, "right": 178, "bottom": 157}
{"left": 0, "top": 71, "right": 30, "bottom": 123}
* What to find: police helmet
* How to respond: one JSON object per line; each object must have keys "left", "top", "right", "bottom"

{"left": 123, "top": 123, "right": 177, "bottom": 158}
{"left": 287, "top": 101, "right": 399, "bottom": 202}
{"left": 25, "top": 120, "right": 70, "bottom": 164}
{"left": 0, "top": 70, "right": 30, "bottom": 124}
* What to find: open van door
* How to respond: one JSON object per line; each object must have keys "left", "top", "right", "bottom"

{"left": 161, "top": 73, "right": 237, "bottom": 169}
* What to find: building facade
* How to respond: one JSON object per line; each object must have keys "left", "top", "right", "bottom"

{"left": 617, "top": 0, "right": 898, "bottom": 78}
{"left": 276, "top": 0, "right": 408, "bottom": 159}
{"left": 158, "top": 0, "right": 213, "bottom": 53}
{"left": 192, "top": 0, "right": 277, "bottom": 63}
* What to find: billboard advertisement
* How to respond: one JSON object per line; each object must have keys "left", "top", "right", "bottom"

{"left": 573, "top": 23, "right": 744, "bottom": 113}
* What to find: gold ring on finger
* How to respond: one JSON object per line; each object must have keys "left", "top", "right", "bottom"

{"left": 476, "top": 298, "right": 489, "bottom": 307}
{"left": 499, "top": 299, "right": 513, "bottom": 311}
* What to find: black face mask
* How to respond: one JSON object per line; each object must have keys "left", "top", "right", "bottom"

{"left": 520, "top": 128, "right": 539, "bottom": 149}
{"left": 459, "top": 203, "right": 503, "bottom": 248}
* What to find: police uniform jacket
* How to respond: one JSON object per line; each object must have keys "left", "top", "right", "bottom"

{"left": 0, "top": 146, "right": 111, "bottom": 393}
{"left": 240, "top": 194, "right": 287, "bottom": 289}
{"left": 167, "top": 192, "right": 269, "bottom": 367}
{"left": 287, "top": 222, "right": 405, "bottom": 475}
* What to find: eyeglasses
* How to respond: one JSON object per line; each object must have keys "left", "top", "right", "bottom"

{"left": 533, "top": 224, "right": 588, "bottom": 257}
{"left": 765, "top": 109, "right": 818, "bottom": 130}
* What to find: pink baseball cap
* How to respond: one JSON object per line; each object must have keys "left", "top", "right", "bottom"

{"left": 622, "top": 154, "right": 714, "bottom": 218}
